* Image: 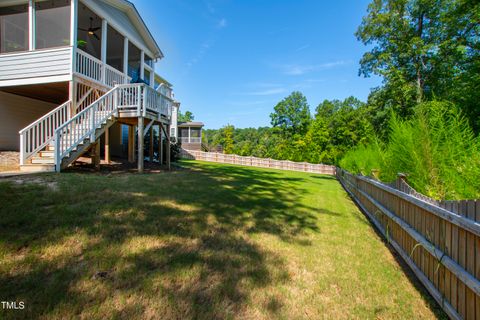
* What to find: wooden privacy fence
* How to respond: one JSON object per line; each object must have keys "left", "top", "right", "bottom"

{"left": 180, "top": 149, "right": 336, "bottom": 175}
{"left": 337, "top": 168, "right": 480, "bottom": 320}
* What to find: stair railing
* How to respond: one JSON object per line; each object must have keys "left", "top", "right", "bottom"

{"left": 52, "top": 83, "right": 175, "bottom": 171}
{"left": 54, "top": 87, "right": 118, "bottom": 171}
{"left": 19, "top": 100, "right": 71, "bottom": 165}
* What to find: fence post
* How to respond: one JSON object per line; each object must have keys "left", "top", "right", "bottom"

{"left": 397, "top": 173, "right": 408, "bottom": 191}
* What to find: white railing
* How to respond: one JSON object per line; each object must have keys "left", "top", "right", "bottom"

{"left": 19, "top": 100, "right": 71, "bottom": 165}
{"left": 179, "top": 137, "right": 201, "bottom": 144}
{"left": 76, "top": 49, "right": 126, "bottom": 87}
{"left": 156, "top": 83, "right": 173, "bottom": 99}
{"left": 144, "top": 85, "right": 172, "bottom": 118}
{"left": 53, "top": 84, "right": 173, "bottom": 171}
{"left": 105, "top": 64, "right": 127, "bottom": 87}
{"left": 116, "top": 83, "right": 143, "bottom": 117}
{"left": 116, "top": 84, "right": 172, "bottom": 118}
{"left": 54, "top": 87, "right": 117, "bottom": 171}
{"left": 76, "top": 49, "right": 102, "bottom": 83}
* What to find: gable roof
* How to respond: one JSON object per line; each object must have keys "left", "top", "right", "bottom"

{"left": 84, "top": 0, "right": 164, "bottom": 59}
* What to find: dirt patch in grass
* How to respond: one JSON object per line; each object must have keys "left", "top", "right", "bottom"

{"left": 0, "top": 160, "right": 446, "bottom": 319}
{"left": 0, "top": 151, "right": 19, "bottom": 172}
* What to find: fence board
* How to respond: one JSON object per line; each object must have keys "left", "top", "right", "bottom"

{"left": 337, "top": 168, "right": 480, "bottom": 320}
{"left": 180, "top": 149, "right": 336, "bottom": 175}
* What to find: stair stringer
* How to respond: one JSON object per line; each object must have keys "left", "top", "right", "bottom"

{"left": 60, "top": 116, "right": 117, "bottom": 170}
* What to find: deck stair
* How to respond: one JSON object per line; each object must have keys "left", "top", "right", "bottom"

{"left": 19, "top": 84, "right": 172, "bottom": 172}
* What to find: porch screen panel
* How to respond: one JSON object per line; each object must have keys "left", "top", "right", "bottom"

{"left": 128, "top": 42, "right": 141, "bottom": 81}
{"left": 35, "top": 0, "right": 71, "bottom": 49}
{"left": 0, "top": 4, "right": 28, "bottom": 53}
{"left": 106, "top": 25, "right": 123, "bottom": 72}
{"left": 190, "top": 129, "right": 201, "bottom": 138}
{"left": 179, "top": 128, "right": 189, "bottom": 139}
{"left": 144, "top": 69, "right": 151, "bottom": 85}
{"left": 145, "top": 54, "right": 154, "bottom": 68}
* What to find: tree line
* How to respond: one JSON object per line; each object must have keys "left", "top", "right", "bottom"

{"left": 197, "top": 0, "right": 479, "bottom": 199}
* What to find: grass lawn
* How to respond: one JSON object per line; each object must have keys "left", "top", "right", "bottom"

{"left": 0, "top": 160, "right": 445, "bottom": 319}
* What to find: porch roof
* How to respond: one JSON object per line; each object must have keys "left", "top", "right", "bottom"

{"left": 178, "top": 122, "right": 204, "bottom": 128}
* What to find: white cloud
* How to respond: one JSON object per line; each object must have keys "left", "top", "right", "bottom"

{"left": 186, "top": 39, "right": 214, "bottom": 68}
{"left": 280, "top": 60, "right": 352, "bottom": 75}
{"left": 246, "top": 88, "right": 286, "bottom": 96}
{"left": 295, "top": 44, "right": 310, "bottom": 52}
{"left": 217, "top": 18, "right": 227, "bottom": 29}
{"left": 205, "top": 0, "right": 215, "bottom": 14}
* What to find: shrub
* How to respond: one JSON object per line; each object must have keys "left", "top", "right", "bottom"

{"left": 340, "top": 101, "right": 480, "bottom": 200}
{"left": 339, "top": 140, "right": 385, "bottom": 177}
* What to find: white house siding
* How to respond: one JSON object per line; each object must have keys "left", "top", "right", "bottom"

{"left": 0, "top": 91, "right": 56, "bottom": 151}
{"left": 0, "top": 47, "right": 72, "bottom": 87}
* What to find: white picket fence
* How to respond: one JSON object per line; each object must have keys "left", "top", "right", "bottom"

{"left": 180, "top": 149, "right": 336, "bottom": 175}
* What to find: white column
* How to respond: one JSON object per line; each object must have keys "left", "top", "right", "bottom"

{"left": 123, "top": 38, "right": 129, "bottom": 81}
{"left": 150, "top": 70, "right": 154, "bottom": 88}
{"left": 101, "top": 19, "right": 108, "bottom": 84}
{"left": 70, "top": 0, "right": 78, "bottom": 47}
{"left": 28, "top": 0, "right": 34, "bottom": 51}
{"left": 140, "top": 50, "right": 145, "bottom": 80}
{"left": 70, "top": 0, "right": 78, "bottom": 76}
{"left": 188, "top": 127, "right": 191, "bottom": 143}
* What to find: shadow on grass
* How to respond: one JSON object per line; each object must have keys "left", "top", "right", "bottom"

{"left": 0, "top": 161, "right": 322, "bottom": 319}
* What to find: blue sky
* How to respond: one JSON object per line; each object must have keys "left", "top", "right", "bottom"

{"left": 135, "top": 0, "right": 382, "bottom": 129}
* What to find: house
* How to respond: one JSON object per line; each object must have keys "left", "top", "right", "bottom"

{"left": 0, "top": 0, "right": 178, "bottom": 172}
{"left": 177, "top": 121, "right": 204, "bottom": 151}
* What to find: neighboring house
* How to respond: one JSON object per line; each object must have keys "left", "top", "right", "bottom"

{"left": 0, "top": 0, "right": 178, "bottom": 172}
{"left": 177, "top": 122, "right": 204, "bottom": 151}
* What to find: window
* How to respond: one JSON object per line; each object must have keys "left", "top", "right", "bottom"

{"left": 35, "top": 0, "right": 71, "bottom": 49}
{"left": 170, "top": 127, "right": 175, "bottom": 137}
{"left": 0, "top": 4, "right": 28, "bottom": 53}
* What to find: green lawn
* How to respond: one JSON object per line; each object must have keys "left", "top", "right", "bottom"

{"left": 0, "top": 160, "right": 445, "bottom": 319}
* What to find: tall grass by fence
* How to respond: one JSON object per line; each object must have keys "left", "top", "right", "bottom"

{"left": 337, "top": 168, "right": 480, "bottom": 320}
{"left": 180, "top": 149, "right": 336, "bottom": 175}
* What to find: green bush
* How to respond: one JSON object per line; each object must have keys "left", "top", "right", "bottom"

{"left": 340, "top": 101, "right": 480, "bottom": 200}
{"left": 339, "top": 140, "right": 385, "bottom": 177}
